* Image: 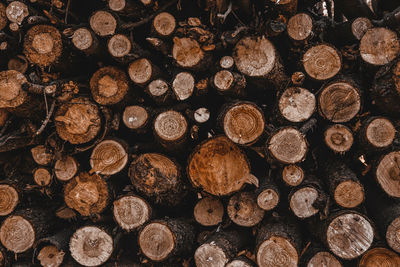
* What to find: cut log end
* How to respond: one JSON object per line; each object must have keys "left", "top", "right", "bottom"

{"left": 139, "top": 222, "right": 175, "bottom": 261}
{"left": 220, "top": 56, "right": 234, "bottom": 69}
{"left": 278, "top": 87, "right": 316, "bottom": 123}
{"left": 376, "top": 151, "right": 400, "bottom": 198}
{"left": 0, "top": 70, "right": 27, "bottom": 108}
{"left": 233, "top": 36, "right": 276, "bottom": 78}
{"left": 303, "top": 44, "right": 341, "bottom": 81}
{"left": 31, "top": 145, "right": 53, "bottom": 166}
{"left": 6, "top": 1, "right": 28, "bottom": 24}
{"left": 0, "top": 215, "right": 35, "bottom": 253}
{"left": 172, "top": 72, "right": 195, "bottom": 100}
{"left": 108, "top": 0, "right": 126, "bottom": 11}
{"left": 128, "top": 58, "right": 153, "bottom": 86}
{"left": 193, "top": 197, "right": 224, "bottom": 226}
{"left": 365, "top": 117, "right": 396, "bottom": 148}
{"left": 227, "top": 191, "right": 265, "bottom": 227}
{"left": 307, "top": 251, "right": 342, "bottom": 267}
{"left": 195, "top": 243, "right": 229, "bottom": 267}
{"left": 223, "top": 102, "right": 265, "bottom": 145}
{"left": 33, "top": 168, "right": 52, "bottom": 187}
{"left": 64, "top": 172, "right": 109, "bottom": 216}
{"left": 23, "top": 25, "right": 62, "bottom": 67}
{"left": 214, "top": 70, "right": 234, "bottom": 92}
{"left": 108, "top": 34, "right": 131, "bottom": 58}
{"left": 148, "top": 79, "right": 169, "bottom": 98}
{"left": 154, "top": 110, "right": 187, "bottom": 142}
{"left": 153, "top": 12, "right": 176, "bottom": 37}
{"left": 351, "top": 17, "right": 372, "bottom": 41}
{"left": 319, "top": 81, "right": 361, "bottom": 123}
{"left": 287, "top": 13, "right": 313, "bottom": 41}
{"left": 334, "top": 180, "right": 364, "bottom": 208}
{"left": 188, "top": 136, "right": 251, "bottom": 196}
{"left": 173, "top": 37, "right": 204, "bottom": 69}
{"left": 257, "top": 236, "right": 298, "bottom": 267}
{"left": 123, "top": 105, "right": 149, "bottom": 130}
{"left": 282, "top": 164, "right": 304, "bottom": 186}
{"left": 69, "top": 226, "right": 113, "bottom": 267}
{"left": 72, "top": 28, "right": 94, "bottom": 51}
{"left": 290, "top": 187, "right": 319, "bottom": 218}
{"left": 37, "top": 245, "right": 65, "bottom": 267}
{"left": 54, "top": 156, "right": 78, "bottom": 182}
{"left": 324, "top": 124, "right": 354, "bottom": 153}
{"left": 90, "top": 139, "right": 128, "bottom": 175}
{"left": 268, "top": 127, "right": 307, "bottom": 164}
{"left": 89, "top": 11, "right": 116, "bottom": 36}
{"left": 0, "top": 184, "right": 19, "bottom": 216}
{"left": 226, "top": 258, "right": 254, "bottom": 267}
{"left": 359, "top": 247, "right": 400, "bottom": 267}
{"left": 257, "top": 188, "right": 279, "bottom": 211}
{"left": 326, "top": 213, "right": 373, "bottom": 259}
{"left": 386, "top": 217, "right": 400, "bottom": 253}
{"left": 194, "top": 108, "right": 210, "bottom": 124}
{"left": 113, "top": 195, "right": 151, "bottom": 231}
{"left": 360, "top": 28, "right": 400, "bottom": 66}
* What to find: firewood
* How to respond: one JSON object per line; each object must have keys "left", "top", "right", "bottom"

{"left": 0, "top": 70, "right": 28, "bottom": 109}
{"left": 89, "top": 139, "right": 128, "bottom": 175}
{"left": 6, "top": 1, "right": 29, "bottom": 26}
{"left": 71, "top": 28, "right": 99, "bottom": 55}
{"left": 324, "top": 124, "right": 354, "bottom": 153}
{"left": 287, "top": 13, "right": 313, "bottom": 44}
{"left": 374, "top": 150, "right": 400, "bottom": 198}
{"left": 271, "top": 0, "right": 298, "bottom": 16}
{"left": 0, "top": 3, "right": 7, "bottom": 31}
{"left": 359, "top": 116, "right": 396, "bottom": 150}
{"left": 351, "top": 17, "right": 373, "bottom": 41}
{"left": 277, "top": 87, "right": 316, "bottom": 123}
{"left": 122, "top": 105, "right": 150, "bottom": 131}
{"left": 33, "top": 167, "right": 52, "bottom": 187}
{"left": 172, "top": 72, "right": 195, "bottom": 100}
{"left": 172, "top": 37, "right": 211, "bottom": 71}
{"left": 128, "top": 58, "right": 159, "bottom": 86}
{"left": 31, "top": 145, "right": 53, "bottom": 166}
{"left": 282, "top": 164, "right": 305, "bottom": 186}
{"left": 255, "top": 176, "right": 280, "bottom": 211}
{"left": 153, "top": 110, "right": 188, "bottom": 149}
{"left": 107, "top": 34, "right": 131, "bottom": 59}
{"left": 113, "top": 194, "right": 152, "bottom": 231}
{"left": 89, "top": 11, "right": 117, "bottom": 37}
{"left": 302, "top": 44, "right": 341, "bottom": 81}
{"left": 193, "top": 196, "right": 224, "bottom": 227}
{"left": 219, "top": 56, "right": 234, "bottom": 69}
{"left": 227, "top": 191, "right": 265, "bottom": 227}
{"left": 359, "top": 247, "right": 400, "bottom": 267}
{"left": 8, "top": 55, "right": 28, "bottom": 74}
{"left": 152, "top": 12, "right": 176, "bottom": 38}
{"left": 54, "top": 156, "right": 79, "bottom": 182}
{"left": 300, "top": 242, "right": 343, "bottom": 267}
{"left": 0, "top": 183, "right": 19, "bottom": 216}
{"left": 146, "top": 79, "right": 172, "bottom": 104}
{"left": 212, "top": 70, "right": 246, "bottom": 97}
{"left": 34, "top": 230, "right": 72, "bottom": 267}
{"left": 226, "top": 257, "right": 255, "bottom": 267}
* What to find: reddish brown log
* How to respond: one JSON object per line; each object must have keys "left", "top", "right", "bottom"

{"left": 89, "top": 11, "right": 117, "bottom": 37}
{"left": 359, "top": 247, "right": 400, "bottom": 267}
{"left": 282, "top": 164, "right": 305, "bottom": 186}
{"left": 303, "top": 44, "right": 341, "bottom": 81}
{"left": 89, "top": 139, "right": 128, "bottom": 176}
{"left": 227, "top": 191, "right": 265, "bottom": 227}
{"left": 54, "top": 156, "right": 79, "bottom": 182}
{"left": 152, "top": 12, "right": 176, "bottom": 37}
{"left": 0, "top": 183, "right": 19, "bottom": 216}
{"left": 324, "top": 124, "right": 354, "bottom": 153}
{"left": 375, "top": 150, "right": 400, "bottom": 198}
{"left": 193, "top": 196, "right": 224, "bottom": 227}
{"left": 287, "top": 13, "right": 313, "bottom": 44}
{"left": 122, "top": 105, "right": 150, "bottom": 131}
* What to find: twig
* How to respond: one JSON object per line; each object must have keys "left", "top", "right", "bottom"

{"left": 65, "top": 0, "right": 71, "bottom": 24}
{"left": 35, "top": 100, "right": 56, "bottom": 136}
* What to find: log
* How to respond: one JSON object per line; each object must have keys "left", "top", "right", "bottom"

{"left": 374, "top": 150, "right": 400, "bottom": 198}
{"left": 54, "top": 156, "right": 79, "bottom": 182}
{"left": 300, "top": 242, "right": 343, "bottom": 267}
{"left": 220, "top": 56, "right": 234, "bottom": 69}
{"left": 90, "top": 66, "right": 129, "bottom": 105}
{"left": 255, "top": 176, "right": 280, "bottom": 211}
{"left": 226, "top": 257, "right": 255, "bottom": 267}
{"left": 277, "top": 87, "right": 316, "bottom": 123}
{"left": 89, "top": 11, "right": 117, "bottom": 37}
{"left": 351, "top": 17, "right": 373, "bottom": 41}
{"left": 188, "top": 136, "right": 258, "bottom": 196}
{"left": 359, "top": 247, "right": 400, "bottom": 267}
{"left": 212, "top": 70, "right": 246, "bottom": 97}
{"left": 287, "top": 13, "right": 313, "bottom": 44}
{"left": 324, "top": 124, "right": 354, "bottom": 153}
{"left": 172, "top": 72, "right": 195, "bottom": 101}
{"left": 72, "top": 28, "right": 99, "bottom": 55}
{"left": 122, "top": 105, "right": 150, "bottom": 131}
{"left": 35, "top": 230, "right": 72, "bottom": 267}
{"left": 152, "top": 12, "right": 176, "bottom": 38}
{"left": 5, "top": 1, "right": 28, "bottom": 25}
{"left": 64, "top": 172, "right": 109, "bottom": 217}
{"left": 359, "top": 116, "right": 396, "bottom": 150}
{"left": 31, "top": 145, "right": 54, "bottom": 166}
{"left": 107, "top": 34, "right": 131, "bottom": 59}
{"left": 193, "top": 196, "right": 224, "bottom": 227}
{"left": 0, "top": 183, "right": 19, "bottom": 216}
{"left": 218, "top": 101, "right": 265, "bottom": 146}
{"left": 69, "top": 226, "right": 113, "bottom": 266}
{"left": 33, "top": 167, "right": 52, "bottom": 187}
{"left": 146, "top": 79, "right": 172, "bottom": 104}
{"left": 172, "top": 37, "right": 211, "bottom": 71}
{"left": 138, "top": 218, "right": 195, "bottom": 262}
{"left": 128, "top": 58, "right": 159, "bottom": 86}
{"left": 227, "top": 191, "right": 265, "bottom": 227}
{"left": 0, "top": 70, "right": 28, "bottom": 109}
{"left": 89, "top": 139, "right": 128, "bottom": 176}
{"left": 128, "top": 153, "right": 184, "bottom": 205}
{"left": 153, "top": 110, "right": 188, "bottom": 149}
{"left": 282, "top": 164, "right": 305, "bottom": 186}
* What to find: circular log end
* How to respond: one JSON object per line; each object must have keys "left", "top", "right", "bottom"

{"left": 360, "top": 28, "right": 400, "bottom": 66}
{"left": 351, "top": 17, "right": 372, "bottom": 41}
{"left": 303, "top": 44, "right": 341, "bottom": 81}
{"left": 24, "top": 25, "right": 62, "bottom": 67}
{"left": 89, "top": 11, "right": 116, "bottom": 36}
{"left": 6, "top": 1, "right": 28, "bottom": 24}
{"left": 257, "top": 236, "right": 298, "bottom": 267}
{"left": 359, "top": 247, "right": 400, "bottom": 267}
{"left": 154, "top": 110, "right": 187, "bottom": 142}
{"left": 223, "top": 102, "right": 265, "bottom": 145}
{"left": 282, "top": 165, "right": 304, "bottom": 186}
{"left": 0, "top": 70, "right": 27, "bottom": 108}
{"left": 233, "top": 36, "right": 276, "bottom": 78}
{"left": 334, "top": 180, "right": 364, "bottom": 208}
{"left": 113, "top": 195, "right": 151, "bottom": 231}
{"left": 195, "top": 243, "right": 228, "bottom": 267}
{"left": 324, "top": 124, "right": 354, "bottom": 153}
{"left": 31, "top": 145, "right": 53, "bottom": 166}
{"left": 0, "top": 184, "right": 19, "bottom": 216}
{"left": 123, "top": 105, "right": 149, "bottom": 130}
{"left": 268, "top": 127, "right": 307, "bottom": 164}
{"left": 257, "top": 188, "right": 279, "bottom": 211}
{"left": 226, "top": 259, "right": 254, "bottom": 267}
{"left": 148, "top": 79, "right": 169, "bottom": 97}
{"left": 55, "top": 97, "right": 101, "bottom": 144}
{"left": 327, "top": 213, "right": 373, "bottom": 259}
{"left": 188, "top": 136, "right": 251, "bottom": 196}
{"left": 172, "top": 72, "right": 195, "bottom": 100}
{"left": 55, "top": 156, "right": 78, "bottom": 182}
{"left": 319, "top": 81, "right": 361, "bottom": 123}
{"left": 214, "top": 70, "right": 234, "bottom": 92}
{"left": 64, "top": 172, "right": 109, "bottom": 216}
{"left": 290, "top": 187, "right": 319, "bottom": 218}
{"left": 108, "top": 34, "right": 131, "bottom": 58}
{"left": 366, "top": 117, "right": 396, "bottom": 148}
{"left": 386, "top": 217, "right": 400, "bottom": 253}
{"left": 194, "top": 108, "right": 210, "bottom": 124}
{"left": 307, "top": 251, "right": 342, "bottom": 267}
{"left": 194, "top": 197, "right": 224, "bottom": 226}
{"left": 108, "top": 0, "right": 126, "bottom": 11}
{"left": 72, "top": 28, "right": 94, "bottom": 51}
{"left": 227, "top": 191, "right": 265, "bottom": 227}
{"left": 90, "top": 139, "right": 128, "bottom": 175}
{"left": 172, "top": 37, "right": 204, "bottom": 69}
{"left": 69, "top": 226, "right": 113, "bottom": 267}
{"left": 376, "top": 151, "right": 400, "bottom": 198}
{"left": 33, "top": 168, "right": 52, "bottom": 187}
{"left": 279, "top": 87, "right": 316, "bottom": 123}
{"left": 128, "top": 58, "right": 153, "bottom": 85}
{"left": 220, "top": 56, "right": 234, "bottom": 69}
{"left": 287, "top": 13, "right": 313, "bottom": 41}
{"left": 139, "top": 222, "right": 175, "bottom": 261}
{"left": 153, "top": 12, "right": 176, "bottom": 37}
{"left": 37, "top": 245, "right": 65, "bottom": 267}
{"left": 0, "top": 215, "right": 35, "bottom": 253}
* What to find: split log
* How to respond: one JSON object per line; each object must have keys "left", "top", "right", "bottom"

{"left": 146, "top": 79, "right": 172, "bottom": 104}
{"left": 71, "top": 28, "right": 99, "bottom": 55}
{"left": 193, "top": 196, "right": 224, "bottom": 227}
{"left": 324, "top": 124, "right": 354, "bottom": 153}
{"left": 212, "top": 70, "right": 246, "bottom": 97}
{"left": 122, "top": 105, "right": 150, "bottom": 132}
{"left": 153, "top": 110, "right": 188, "bottom": 149}
{"left": 89, "top": 11, "right": 117, "bottom": 37}
{"left": 128, "top": 153, "right": 185, "bottom": 205}
{"left": 318, "top": 79, "right": 361, "bottom": 123}
{"left": 359, "top": 116, "right": 396, "bottom": 150}
{"left": 107, "top": 34, "right": 131, "bottom": 59}
{"left": 374, "top": 150, "right": 400, "bottom": 198}
{"left": 113, "top": 194, "right": 152, "bottom": 232}
{"left": 31, "top": 145, "right": 53, "bottom": 166}
{"left": 195, "top": 230, "right": 248, "bottom": 267}
{"left": 89, "top": 139, "right": 128, "bottom": 176}
{"left": 138, "top": 218, "right": 195, "bottom": 262}
{"left": 152, "top": 12, "right": 176, "bottom": 38}
{"left": 351, "top": 17, "right": 373, "bottom": 41}
{"left": 227, "top": 191, "right": 265, "bottom": 227}
{"left": 172, "top": 72, "right": 195, "bottom": 101}
{"left": 302, "top": 44, "right": 341, "bottom": 81}
{"left": 287, "top": 13, "right": 313, "bottom": 44}
{"left": 69, "top": 226, "right": 113, "bottom": 266}
{"left": 90, "top": 66, "right": 129, "bottom": 105}
{"left": 33, "top": 167, "right": 52, "bottom": 187}
{"left": 255, "top": 177, "right": 280, "bottom": 211}
{"left": 128, "top": 58, "right": 159, "bottom": 86}
{"left": 64, "top": 172, "right": 109, "bottom": 217}
{"left": 188, "top": 136, "right": 258, "bottom": 196}
{"left": 359, "top": 247, "right": 400, "bottom": 267}
{"left": 218, "top": 101, "right": 265, "bottom": 146}
{"left": 282, "top": 164, "right": 305, "bottom": 186}
{"left": 277, "top": 87, "right": 316, "bottom": 123}
{"left": 54, "top": 156, "right": 79, "bottom": 182}
{"left": 0, "top": 183, "right": 19, "bottom": 216}
{"left": 172, "top": 37, "right": 211, "bottom": 71}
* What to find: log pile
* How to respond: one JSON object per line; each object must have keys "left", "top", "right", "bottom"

{"left": 0, "top": 0, "right": 400, "bottom": 266}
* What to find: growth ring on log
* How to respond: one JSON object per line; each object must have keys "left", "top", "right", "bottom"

{"left": 324, "top": 124, "right": 353, "bottom": 153}
{"left": 287, "top": 13, "right": 313, "bottom": 41}
{"left": 193, "top": 197, "right": 224, "bottom": 226}
{"left": 303, "top": 44, "right": 341, "bottom": 81}
{"left": 257, "top": 235, "right": 298, "bottom": 267}
{"left": 365, "top": 117, "right": 396, "bottom": 148}
{"left": 54, "top": 156, "right": 78, "bottom": 182}
{"left": 307, "top": 251, "right": 342, "bottom": 267}
{"left": 268, "top": 127, "right": 307, "bottom": 164}
{"left": 227, "top": 191, "right": 265, "bottom": 227}
{"left": 128, "top": 58, "right": 153, "bottom": 85}
{"left": 334, "top": 180, "right": 364, "bottom": 208}
{"left": 153, "top": 12, "right": 176, "bottom": 37}
{"left": 0, "top": 215, "right": 35, "bottom": 253}
{"left": 0, "top": 184, "right": 19, "bottom": 216}
{"left": 33, "top": 168, "right": 52, "bottom": 187}
{"left": 72, "top": 28, "right": 94, "bottom": 51}
{"left": 31, "top": 145, "right": 53, "bottom": 165}
{"left": 108, "top": 34, "right": 131, "bottom": 58}
{"left": 138, "top": 222, "right": 175, "bottom": 261}
{"left": 0, "top": 70, "right": 27, "bottom": 108}
{"left": 6, "top": 1, "right": 28, "bottom": 25}
{"left": 90, "top": 139, "right": 128, "bottom": 175}
{"left": 376, "top": 151, "right": 400, "bottom": 198}
{"left": 289, "top": 187, "right": 319, "bottom": 218}
{"left": 195, "top": 243, "right": 229, "bottom": 267}
{"left": 359, "top": 247, "right": 400, "bottom": 267}
{"left": 154, "top": 110, "right": 187, "bottom": 142}
{"left": 278, "top": 87, "right": 316, "bottom": 123}
{"left": 89, "top": 11, "right": 116, "bottom": 36}
{"left": 188, "top": 136, "right": 254, "bottom": 196}
{"left": 113, "top": 195, "right": 151, "bottom": 231}
{"left": 282, "top": 164, "right": 304, "bottom": 186}
{"left": 386, "top": 217, "right": 400, "bottom": 253}
{"left": 172, "top": 37, "right": 204, "bottom": 69}
{"left": 257, "top": 188, "right": 279, "bottom": 211}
